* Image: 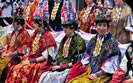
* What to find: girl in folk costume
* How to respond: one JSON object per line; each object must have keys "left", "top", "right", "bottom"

{"left": 0, "top": 17, "right": 30, "bottom": 80}
{"left": 79, "top": 0, "right": 96, "bottom": 33}
{"left": 66, "top": 6, "right": 121, "bottom": 83}
{"left": 110, "top": 41, "right": 133, "bottom": 83}
{"left": 49, "top": 0, "right": 63, "bottom": 31}
{"left": 39, "top": 1, "right": 85, "bottom": 82}
{"left": 5, "top": 6, "right": 57, "bottom": 82}
{"left": 108, "top": 0, "right": 132, "bottom": 44}
{"left": 39, "top": 21, "right": 86, "bottom": 83}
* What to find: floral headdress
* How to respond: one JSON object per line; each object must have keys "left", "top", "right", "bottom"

{"left": 13, "top": 1, "right": 24, "bottom": 19}
{"left": 61, "top": 0, "right": 77, "bottom": 24}
{"left": 95, "top": 6, "right": 112, "bottom": 23}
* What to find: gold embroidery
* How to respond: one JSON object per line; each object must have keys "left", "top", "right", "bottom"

{"left": 93, "top": 36, "right": 104, "bottom": 57}
{"left": 113, "top": 7, "right": 122, "bottom": 20}
{"left": 32, "top": 33, "right": 42, "bottom": 52}
{"left": 82, "top": 7, "right": 92, "bottom": 23}
{"left": 9, "top": 31, "right": 19, "bottom": 48}
{"left": 25, "top": 2, "right": 34, "bottom": 20}
{"left": 51, "top": 2, "right": 60, "bottom": 20}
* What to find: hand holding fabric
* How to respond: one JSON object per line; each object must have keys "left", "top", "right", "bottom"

{"left": 3, "top": 53, "right": 10, "bottom": 58}
{"left": 88, "top": 73, "right": 98, "bottom": 80}
{"left": 23, "top": 60, "right": 30, "bottom": 65}
{"left": 123, "top": 79, "right": 133, "bottom": 83}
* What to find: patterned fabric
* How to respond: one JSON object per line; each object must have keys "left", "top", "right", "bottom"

{"left": 32, "top": 33, "right": 42, "bottom": 52}
{"left": 61, "top": 0, "right": 77, "bottom": 23}
{"left": 5, "top": 30, "right": 56, "bottom": 83}
{"left": 51, "top": 2, "right": 60, "bottom": 20}
{"left": 39, "top": 69, "right": 70, "bottom": 83}
{"left": 88, "top": 33, "right": 119, "bottom": 73}
{"left": 110, "top": 41, "right": 133, "bottom": 83}
{"left": 33, "top": 0, "right": 49, "bottom": 22}
{"left": 79, "top": 4, "right": 96, "bottom": 33}
{"left": 67, "top": 32, "right": 120, "bottom": 83}
{"left": 82, "top": 4, "right": 95, "bottom": 23}
{"left": 43, "top": 0, "right": 49, "bottom": 22}
{"left": 24, "top": 0, "right": 40, "bottom": 29}
{"left": 68, "top": 64, "right": 111, "bottom": 83}
{"left": 0, "top": 26, "right": 8, "bottom": 49}
{"left": 57, "top": 33, "right": 86, "bottom": 65}
{"left": 62, "top": 38, "right": 72, "bottom": 57}
{"left": 35, "top": 0, "right": 49, "bottom": 22}
{"left": 109, "top": 3, "right": 132, "bottom": 44}
{"left": 109, "top": 67, "right": 127, "bottom": 83}
{"left": 93, "top": 36, "right": 104, "bottom": 57}
{"left": 113, "top": 7, "right": 122, "bottom": 21}
{"left": 82, "top": 7, "right": 92, "bottom": 23}
{"left": 24, "top": 1, "right": 34, "bottom": 21}
{"left": 9, "top": 31, "right": 19, "bottom": 48}
{"left": 0, "top": 28, "right": 30, "bottom": 78}
{"left": 39, "top": 33, "right": 86, "bottom": 83}
{"left": 49, "top": 0, "right": 63, "bottom": 31}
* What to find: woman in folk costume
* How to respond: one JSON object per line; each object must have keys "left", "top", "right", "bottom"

{"left": 79, "top": 0, "right": 96, "bottom": 33}
{"left": 108, "top": 0, "right": 132, "bottom": 44}
{"left": 5, "top": 8, "right": 57, "bottom": 82}
{"left": 49, "top": 0, "right": 63, "bottom": 31}
{"left": 0, "top": 16, "right": 30, "bottom": 79}
{"left": 39, "top": 20, "right": 86, "bottom": 83}
{"left": 39, "top": 1, "right": 85, "bottom": 82}
{"left": 66, "top": 6, "right": 121, "bottom": 83}
{"left": 110, "top": 41, "right": 133, "bottom": 83}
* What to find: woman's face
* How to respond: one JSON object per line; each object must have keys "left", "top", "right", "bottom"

{"left": 13, "top": 22, "right": 20, "bottom": 29}
{"left": 63, "top": 26, "right": 74, "bottom": 35}
{"left": 97, "top": 22, "right": 108, "bottom": 35}
{"left": 33, "top": 22, "right": 41, "bottom": 31}
{"left": 114, "top": 0, "right": 123, "bottom": 5}
{"left": 85, "top": 0, "right": 94, "bottom": 5}
{"left": 54, "top": 0, "right": 60, "bottom": 2}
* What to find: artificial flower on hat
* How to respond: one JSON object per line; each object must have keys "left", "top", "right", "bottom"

{"left": 33, "top": 0, "right": 49, "bottom": 23}
{"left": 61, "top": 0, "right": 77, "bottom": 24}
{"left": 94, "top": 5, "right": 112, "bottom": 22}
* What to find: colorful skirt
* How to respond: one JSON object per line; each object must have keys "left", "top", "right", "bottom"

{"left": 68, "top": 64, "right": 111, "bottom": 83}
{"left": 6, "top": 58, "right": 51, "bottom": 83}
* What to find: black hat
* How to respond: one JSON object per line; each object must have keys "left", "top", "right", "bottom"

{"left": 33, "top": 16, "right": 48, "bottom": 28}
{"left": 61, "top": 21, "right": 78, "bottom": 28}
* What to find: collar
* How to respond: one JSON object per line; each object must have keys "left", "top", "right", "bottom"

{"left": 116, "top": 2, "right": 125, "bottom": 8}
{"left": 87, "top": 3, "right": 95, "bottom": 7}
{"left": 98, "top": 32, "right": 109, "bottom": 38}
{"left": 15, "top": 27, "right": 22, "bottom": 31}
{"left": 66, "top": 32, "right": 75, "bottom": 38}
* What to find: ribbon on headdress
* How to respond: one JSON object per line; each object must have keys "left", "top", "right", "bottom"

{"left": 33, "top": 0, "right": 49, "bottom": 22}
{"left": 61, "top": 0, "right": 77, "bottom": 23}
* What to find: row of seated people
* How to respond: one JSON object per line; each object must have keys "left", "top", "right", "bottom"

{"left": 0, "top": 15, "right": 132, "bottom": 83}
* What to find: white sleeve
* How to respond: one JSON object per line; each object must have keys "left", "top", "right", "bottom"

{"left": 41, "top": 47, "right": 56, "bottom": 60}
